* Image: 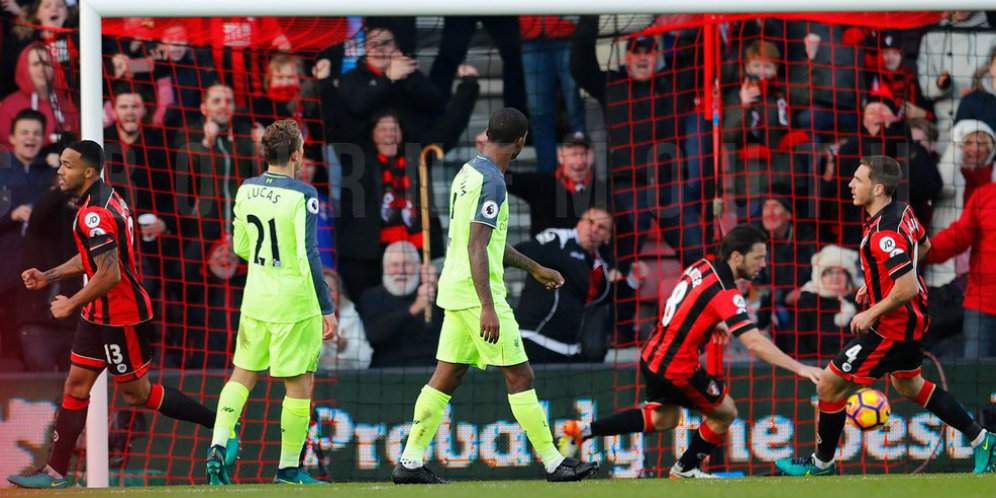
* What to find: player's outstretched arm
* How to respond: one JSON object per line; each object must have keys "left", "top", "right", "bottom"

{"left": 504, "top": 243, "right": 564, "bottom": 291}
{"left": 24, "top": 254, "right": 84, "bottom": 290}
{"left": 739, "top": 328, "right": 822, "bottom": 384}
{"left": 469, "top": 222, "right": 499, "bottom": 343}
{"left": 50, "top": 248, "right": 121, "bottom": 320}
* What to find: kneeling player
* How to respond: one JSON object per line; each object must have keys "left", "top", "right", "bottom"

{"left": 9, "top": 141, "right": 232, "bottom": 489}
{"left": 776, "top": 156, "right": 996, "bottom": 476}
{"left": 560, "top": 224, "right": 822, "bottom": 478}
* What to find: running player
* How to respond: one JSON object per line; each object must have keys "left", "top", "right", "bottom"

{"left": 204, "top": 120, "right": 337, "bottom": 485}
{"left": 559, "top": 224, "right": 823, "bottom": 478}
{"left": 392, "top": 108, "right": 597, "bottom": 484}
{"left": 9, "top": 140, "right": 230, "bottom": 489}
{"left": 776, "top": 155, "right": 996, "bottom": 476}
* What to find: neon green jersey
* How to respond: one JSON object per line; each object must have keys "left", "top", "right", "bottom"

{"left": 437, "top": 155, "right": 509, "bottom": 311}
{"left": 232, "top": 171, "right": 333, "bottom": 323}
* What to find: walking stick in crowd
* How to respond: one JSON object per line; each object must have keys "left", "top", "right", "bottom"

{"left": 419, "top": 144, "right": 444, "bottom": 324}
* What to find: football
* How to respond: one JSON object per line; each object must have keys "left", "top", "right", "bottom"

{"left": 845, "top": 388, "right": 891, "bottom": 431}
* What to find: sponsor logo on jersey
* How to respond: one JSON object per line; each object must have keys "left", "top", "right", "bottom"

{"left": 879, "top": 236, "right": 896, "bottom": 253}
{"left": 84, "top": 212, "right": 101, "bottom": 228}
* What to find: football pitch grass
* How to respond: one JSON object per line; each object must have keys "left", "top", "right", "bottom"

{"left": 4, "top": 473, "right": 994, "bottom": 498}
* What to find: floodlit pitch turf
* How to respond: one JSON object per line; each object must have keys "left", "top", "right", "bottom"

{"left": 3, "top": 473, "right": 995, "bottom": 498}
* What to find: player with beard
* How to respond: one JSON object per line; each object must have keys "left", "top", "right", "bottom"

{"left": 776, "top": 155, "right": 996, "bottom": 476}
{"left": 357, "top": 241, "right": 443, "bottom": 368}
{"left": 559, "top": 224, "right": 823, "bottom": 479}
{"left": 392, "top": 108, "right": 597, "bottom": 484}
{"left": 9, "top": 140, "right": 230, "bottom": 489}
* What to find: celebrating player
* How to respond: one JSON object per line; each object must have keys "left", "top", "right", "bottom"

{"left": 9, "top": 141, "right": 230, "bottom": 489}
{"left": 204, "top": 120, "right": 337, "bottom": 485}
{"left": 392, "top": 108, "right": 598, "bottom": 484}
{"left": 776, "top": 155, "right": 996, "bottom": 476}
{"left": 559, "top": 224, "right": 823, "bottom": 478}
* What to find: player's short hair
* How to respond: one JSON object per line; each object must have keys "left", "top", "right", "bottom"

{"left": 261, "top": 120, "right": 302, "bottom": 166}
{"left": 66, "top": 140, "right": 106, "bottom": 174}
{"left": 486, "top": 108, "right": 529, "bottom": 145}
{"left": 11, "top": 108, "right": 46, "bottom": 134}
{"left": 720, "top": 224, "right": 768, "bottom": 261}
{"left": 861, "top": 155, "right": 903, "bottom": 198}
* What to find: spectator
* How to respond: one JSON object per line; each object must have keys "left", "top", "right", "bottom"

{"left": 925, "top": 181, "right": 996, "bottom": 358}
{"left": 752, "top": 192, "right": 817, "bottom": 333}
{"left": 504, "top": 130, "right": 609, "bottom": 236}
{"left": 357, "top": 241, "right": 441, "bottom": 368}
{"left": 862, "top": 30, "right": 932, "bottom": 124}
{"left": 102, "top": 84, "right": 178, "bottom": 297}
{"left": 954, "top": 46, "right": 996, "bottom": 133}
{"left": 904, "top": 117, "right": 944, "bottom": 229}
{"left": 428, "top": 16, "right": 526, "bottom": 112}
{"left": 572, "top": 24, "right": 702, "bottom": 270}
{"left": 173, "top": 82, "right": 258, "bottom": 244}
{"left": 152, "top": 23, "right": 219, "bottom": 130}
{"left": 917, "top": 11, "right": 996, "bottom": 146}
{"left": 723, "top": 40, "right": 810, "bottom": 219}
{"left": 319, "top": 269, "right": 371, "bottom": 370}
{"left": 786, "top": 22, "right": 864, "bottom": 139}
{"left": 0, "top": 43, "right": 79, "bottom": 149}
{"left": 787, "top": 244, "right": 859, "bottom": 361}
{"left": 170, "top": 82, "right": 258, "bottom": 368}
{"left": 724, "top": 40, "right": 791, "bottom": 151}
{"left": 16, "top": 183, "right": 79, "bottom": 371}
{"left": 336, "top": 23, "right": 444, "bottom": 145}
{"left": 337, "top": 68, "right": 478, "bottom": 300}
{"left": 251, "top": 55, "right": 319, "bottom": 132}
{"left": 823, "top": 96, "right": 907, "bottom": 245}
{"left": 1, "top": 0, "right": 75, "bottom": 99}
{"left": 927, "top": 119, "right": 996, "bottom": 289}
{"left": 519, "top": 16, "right": 585, "bottom": 173}
{"left": 514, "top": 207, "right": 621, "bottom": 363}
{"left": 202, "top": 16, "right": 290, "bottom": 106}
{"left": 0, "top": 108, "right": 52, "bottom": 362}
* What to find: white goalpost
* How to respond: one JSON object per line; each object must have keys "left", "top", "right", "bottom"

{"left": 75, "top": 0, "right": 984, "bottom": 488}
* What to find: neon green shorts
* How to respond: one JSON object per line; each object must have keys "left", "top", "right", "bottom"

{"left": 233, "top": 315, "right": 322, "bottom": 377}
{"left": 436, "top": 303, "right": 529, "bottom": 370}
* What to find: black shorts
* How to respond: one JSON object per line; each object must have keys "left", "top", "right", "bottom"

{"left": 70, "top": 320, "right": 153, "bottom": 383}
{"left": 829, "top": 332, "right": 923, "bottom": 385}
{"left": 640, "top": 362, "right": 727, "bottom": 413}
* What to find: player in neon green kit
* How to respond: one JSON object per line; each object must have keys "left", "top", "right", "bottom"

{"left": 392, "top": 108, "right": 598, "bottom": 484}
{"left": 205, "top": 120, "right": 338, "bottom": 485}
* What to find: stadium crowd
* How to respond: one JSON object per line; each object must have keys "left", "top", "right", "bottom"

{"left": 2, "top": 5, "right": 996, "bottom": 373}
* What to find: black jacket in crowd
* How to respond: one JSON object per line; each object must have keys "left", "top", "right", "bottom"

{"left": 570, "top": 16, "right": 694, "bottom": 188}
{"left": 513, "top": 228, "right": 612, "bottom": 348}
{"left": 358, "top": 285, "right": 442, "bottom": 368}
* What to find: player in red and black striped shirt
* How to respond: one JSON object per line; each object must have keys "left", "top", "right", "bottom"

{"left": 560, "top": 225, "right": 822, "bottom": 478}
{"left": 9, "top": 141, "right": 229, "bottom": 489}
{"left": 777, "top": 155, "right": 996, "bottom": 477}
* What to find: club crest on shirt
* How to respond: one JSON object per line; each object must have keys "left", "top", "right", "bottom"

{"left": 84, "top": 212, "right": 101, "bottom": 228}
{"left": 481, "top": 200, "right": 499, "bottom": 219}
